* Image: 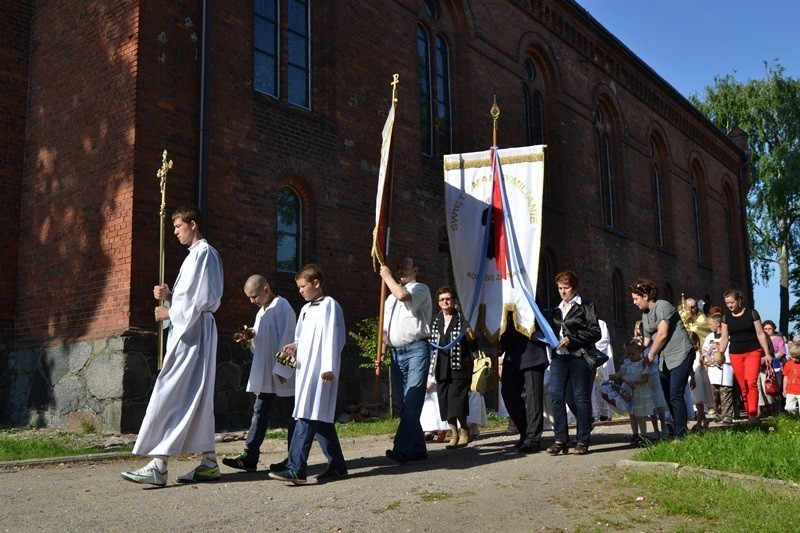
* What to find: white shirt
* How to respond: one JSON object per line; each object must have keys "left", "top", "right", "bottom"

{"left": 383, "top": 280, "right": 432, "bottom": 347}
{"left": 556, "top": 294, "right": 582, "bottom": 355}
{"left": 247, "top": 296, "right": 296, "bottom": 396}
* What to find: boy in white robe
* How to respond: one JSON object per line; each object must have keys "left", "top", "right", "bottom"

{"left": 122, "top": 205, "right": 224, "bottom": 487}
{"left": 269, "top": 264, "right": 348, "bottom": 485}
{"left": 222, "top": 275, "right": 296, "bottom": 473}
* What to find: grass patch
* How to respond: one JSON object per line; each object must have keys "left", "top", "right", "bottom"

{"left": 633, "top": 414, "right": 800, "bottom": 481}
{"left": 0, "top": 429, "right": 127, "bottom": 462}
{"left": 336, "top": 417, "right": 400, "bottom": 439}
{"left": 618, "top": 469, "right": 800, "bottom": 530}
{"left": 420, "top": 490, "right": 453, "bottom": 502}
{"left": 372, "top": 500, "right": 402, "bottom": 514}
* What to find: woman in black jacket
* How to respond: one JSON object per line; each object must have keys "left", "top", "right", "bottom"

{"left": 547, "top": 270, "right": 601, "bottom": 455}
{"left": 430, "top": 286, "right": 474, "bottom": 449}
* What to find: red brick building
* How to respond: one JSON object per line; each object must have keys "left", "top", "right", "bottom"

{"left": 0, "top": 0, "right": 751, "bottom": 431}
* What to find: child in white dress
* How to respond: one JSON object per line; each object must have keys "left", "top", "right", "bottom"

{"left": 689, "top": 331, "right": 713, "bottom": 430}
{"left": 609, "top": 338, "right": 655, "bottom": 446}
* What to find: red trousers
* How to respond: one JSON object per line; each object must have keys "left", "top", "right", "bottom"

{"left": 730, "top": 349, "right": 762, "bottom": 417}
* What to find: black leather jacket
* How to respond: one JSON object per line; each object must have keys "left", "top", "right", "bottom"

{"left": 549, "top": 298, "right": 602, "bottom": 356}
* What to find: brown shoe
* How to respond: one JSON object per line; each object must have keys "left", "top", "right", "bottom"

{"left": 454, "top": 428, "right": 471, "bottom": 448}
{"left": 445, "top": 424, "right": 460, "bottom": 449}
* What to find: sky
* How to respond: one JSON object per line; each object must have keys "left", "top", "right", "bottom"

{"left": 576, "top": 0, "right": 800, "bottom": 332}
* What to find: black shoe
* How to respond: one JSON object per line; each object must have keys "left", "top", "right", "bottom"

{"left": 221, "top": 451, "right": 258, "bottom": 472}
{"left": 269, "top": 458, "right": 289, "bottom": 473}
{"left": 517, "top": 442, "right": 540, "bottom": 454}
{"left": 385, "top": 449, "right": 407, "bottom": 464}
{"left": 513, "top": 436, "right": 526, "bottom": 449}
{"left": 268, "top": 469, "right": 307, "bottom": 485}
{"left": 316, "top": 466, "right": 348, "bottom": 483}
{"left": 406, "top": 451, "right": 428, "bottom": 461}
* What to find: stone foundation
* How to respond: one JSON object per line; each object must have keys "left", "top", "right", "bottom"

{"left": 4, "top": 330, "right": 367, "bottom": 433}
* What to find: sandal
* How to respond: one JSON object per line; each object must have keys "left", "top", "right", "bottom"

{"left": 571, "top": 442, "right": 589, "bottom": 455}
{"left": 546, "top": 441, "right": 569, "bottom": 455}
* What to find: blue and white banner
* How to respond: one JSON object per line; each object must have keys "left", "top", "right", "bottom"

{"left": 443, "top": 145, "right": 556, "bottom": 345}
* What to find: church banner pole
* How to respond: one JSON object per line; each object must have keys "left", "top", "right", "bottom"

{"left": 156, "top": 150, "right": 173, "bottom": 370}
{"left": 489, "top": 97, "right": 501, "bottom": 409}
{"left": 373, "top": 74, "right": 399, "bottom": 401}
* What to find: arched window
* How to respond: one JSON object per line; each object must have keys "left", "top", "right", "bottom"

{"left": 435, "top": 35, "right": 452, "bottom": 155}
{"left": 254, "top": 0, "right": 311, "bottom": 109}
{"left": 692, "top": 188, "right": 702, "bottom": 263}
{"left": 277, "top": 187, "right": 301, "bottom": 272}
{"left": 664, "top": 283, "right": 675, "bottom": 306}
{"left": 649, "top": 138, "right": 665, "bottom": 248}
{"left": 522, "top": 59, "right": 544, "bottom": 146}
{"left": 417, "top": 25, "right": 433, "bottom": 155}
{"left": 424, "top": 0, "right": 437, "bottom": 19}
{"left": 723, "top": 183, "right": 741, "bottom": 279}
{"left": 417, "top": 2, "right": 452, "bottom": 158}
{"left": 595, "top": 105, "right": 616, "bottom": 228}
{"left": 536, "top": 251, "right": 554, "bottom": 310}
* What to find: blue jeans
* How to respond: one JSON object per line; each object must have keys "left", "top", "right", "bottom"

{"left": 391, "top": 340, "right": 430, "bottom": 457}
{"left": 660, "top": 351, "right": 693, "bottom": 438}
{"left": 245, "top": 393, "right": 295, "bottom": 460}
{"left": 549, "top": 353, "right": 594, "bottom": 445}
{"left": 287, "top": 418, "right": 346, "bottom": 477}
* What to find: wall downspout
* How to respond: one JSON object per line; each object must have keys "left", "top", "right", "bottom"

{"left": 198, "top": 0, "right": 211, "bottom": 230}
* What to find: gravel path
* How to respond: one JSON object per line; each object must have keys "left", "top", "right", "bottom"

{"left": 0, "top": 423, "right": 641, "bottom": 532}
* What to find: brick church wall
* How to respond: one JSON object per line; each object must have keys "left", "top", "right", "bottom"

{"left": 4, "top": 0, "right": 751, "bottom": 430}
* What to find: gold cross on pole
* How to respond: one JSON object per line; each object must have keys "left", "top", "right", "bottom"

{"left": 156, "top": 150, "right": 173, "bottom": 369}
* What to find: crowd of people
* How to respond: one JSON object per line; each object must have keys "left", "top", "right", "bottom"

{"left": 120, "top": 207, "right": 797, "bottom": 488}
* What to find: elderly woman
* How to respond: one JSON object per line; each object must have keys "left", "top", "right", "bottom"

{"left": 716, "top": 289, "right": 773, "bottom": 424}
{"left": 430, "top": 286, "right": 474, "bottom": 449}
{"left": 547, "top": 270, "right": 601, "bottom": 455}
{"left": 630, "top": 278, "right": 694, "bottom": 438}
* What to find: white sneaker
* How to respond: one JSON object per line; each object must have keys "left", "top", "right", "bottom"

{"left": 121, "top": 461, "right": 168, "bottom": 487}
{"left": 176, "top": 463, "right": 221, "bottom": 483}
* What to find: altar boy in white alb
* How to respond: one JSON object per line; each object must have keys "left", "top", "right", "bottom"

{"left": 269, "top": 264, "right": 348, "bottom": 484}
{"left": 222, "top": 274, "right": 296, "bottom": 473}
{"left": 121, "top": 205, "right": 224, "bottom": 487}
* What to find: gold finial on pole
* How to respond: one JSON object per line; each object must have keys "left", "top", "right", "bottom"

{"left": 156, "top": 150, "right": 173, "bottom": 370}
{"left": 490, "top": 95, "right": 500, "bottom": 146}
{"left": 390, "top": 73, "right": 399, "bottom": 103}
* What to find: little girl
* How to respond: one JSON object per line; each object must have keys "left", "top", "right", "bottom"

{"left": 635, "top": 321, "right": 667, "bottom": 439}
{"left": 690, "top": 331, "right": 713, "bottom": 430}
{"left": 610, "top": 338, "right": 655, "bottom": 446}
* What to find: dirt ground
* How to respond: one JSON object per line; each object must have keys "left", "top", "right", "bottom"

{"left": 0, "top": 423, "right": 676, "bottom": 532}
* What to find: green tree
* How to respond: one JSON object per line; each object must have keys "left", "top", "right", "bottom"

{"left": 690, "top": 63, "right": 800, "bottom": 334}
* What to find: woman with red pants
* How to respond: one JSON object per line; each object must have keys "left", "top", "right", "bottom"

{"left": 716, "top": 289, "right": 773, "bottom": 424}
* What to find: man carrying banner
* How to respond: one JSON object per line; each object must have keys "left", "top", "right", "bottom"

{"left": 381, "top": 257, "right": 432, "bottom": 464}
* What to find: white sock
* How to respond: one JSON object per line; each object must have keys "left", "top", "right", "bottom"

{"left": 152, "top": 456, "right": 168, "bottom": 472}
{"left": 201, "top": 454, "right": 218, "bottom": 467}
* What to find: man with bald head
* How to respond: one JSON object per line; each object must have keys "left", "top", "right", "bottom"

{"left": 685, "top": 297, "right": 711, "bottom": 339}
{"left": 222, "top": 275, "right": 297, "bottom": 473}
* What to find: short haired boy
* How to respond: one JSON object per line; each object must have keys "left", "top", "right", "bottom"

{"left": 269, "top": 264, "right": 348, "bottom": 484}
{"left": 222, "top": 275, "right": 297, "bottom": 472}
{"left": 121, "top": 205, "right": 224, "bottom": 486}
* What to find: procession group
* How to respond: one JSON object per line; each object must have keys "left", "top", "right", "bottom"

{"left": 120, "top": 205, "right": 799, "bottom": 487}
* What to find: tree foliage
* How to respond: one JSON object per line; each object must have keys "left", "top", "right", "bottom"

{"left": 690, "top": 63, "right": 800, "bottom": 332}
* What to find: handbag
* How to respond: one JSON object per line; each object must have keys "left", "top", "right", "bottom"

{"left": 581, "top": 347, "right": 610, "bottom": 371}
{"left": 764, "top": 366, "right": 780, "bottom": 396}
{"left": 471, "top": 350, "right": 493, "bottom": 393}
